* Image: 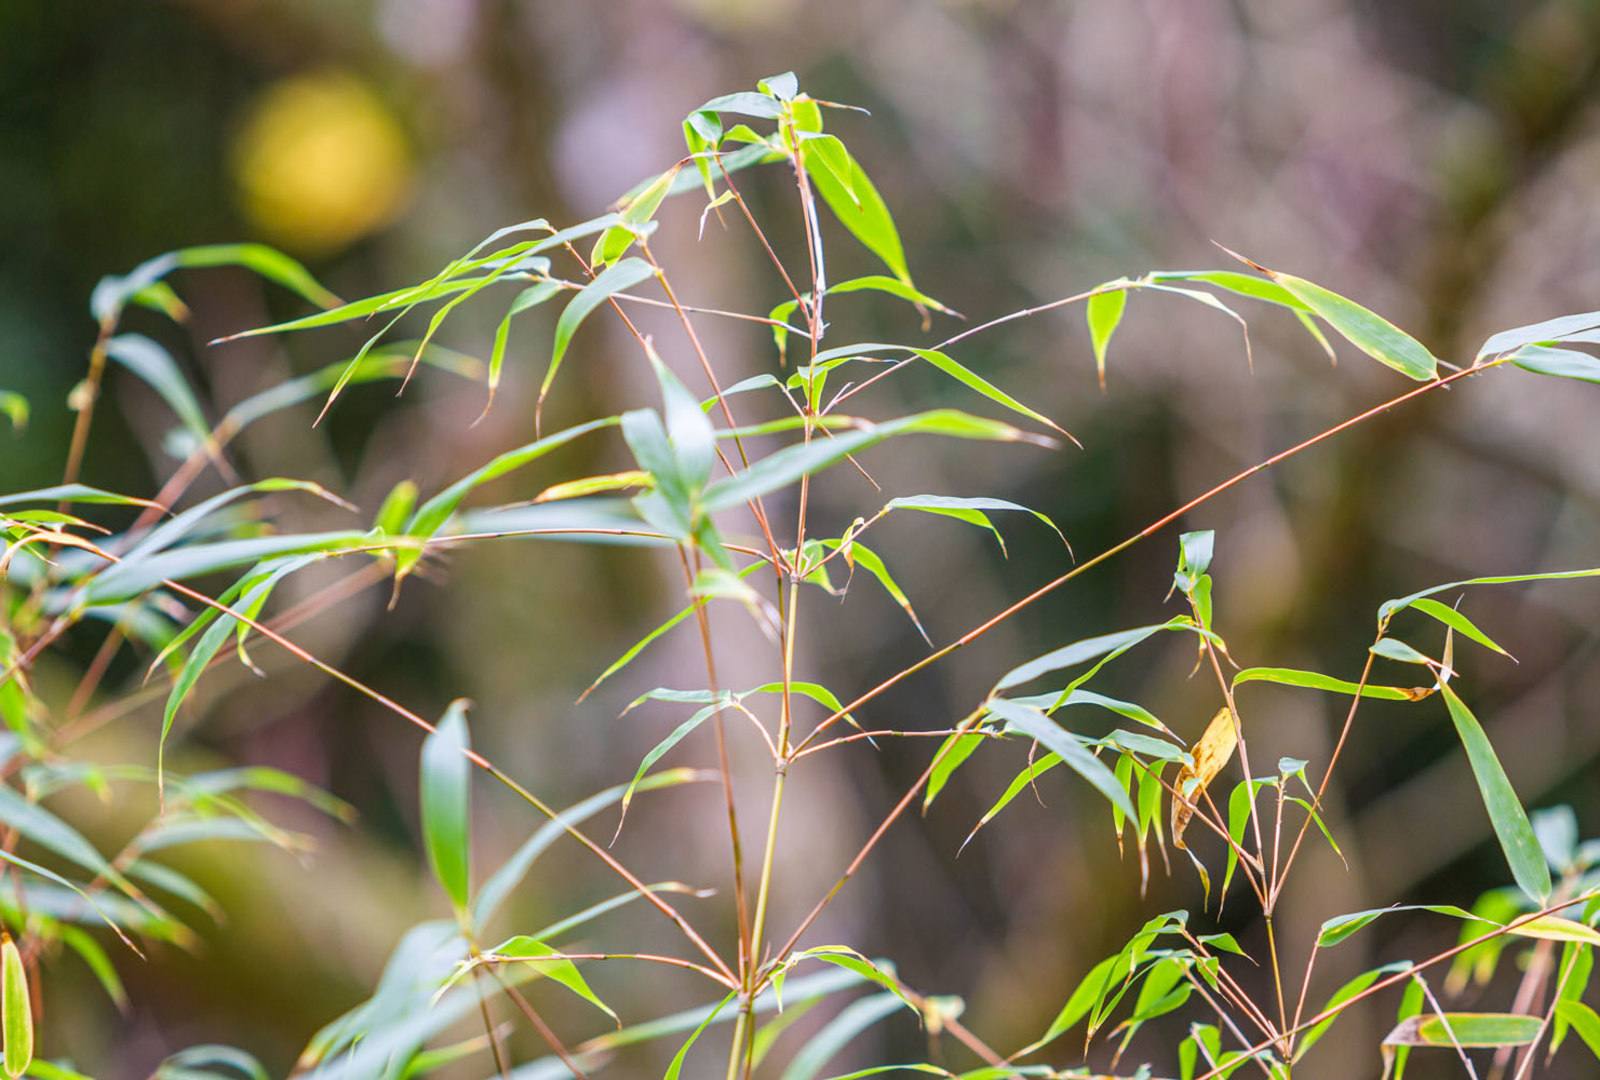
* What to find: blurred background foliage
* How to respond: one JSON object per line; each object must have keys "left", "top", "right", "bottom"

{"left": 5, "top": 0, "right": 1600, "bottom": 1076}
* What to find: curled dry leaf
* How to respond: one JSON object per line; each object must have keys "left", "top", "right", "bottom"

{"left": 1172, "top": 707, "right": 1238, "bottom": 850}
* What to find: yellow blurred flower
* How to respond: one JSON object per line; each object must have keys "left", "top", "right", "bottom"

{"left": 231, "top": 71, "right": 414, "bottom": 256}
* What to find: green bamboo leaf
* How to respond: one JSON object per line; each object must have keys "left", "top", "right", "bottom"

{"left": 486, "top": 280, "right": 563, "bottom": 409}
{"left": 174, "top": 244, "right": 340, "bottom": 309}
{"left": 160, "top": 555, "right": 317, "bottom": 786}
{"left": 1018, "top": 953, "right": 1120, "bottom": 1055}
{"left": 580, "top": 563, "right": 763, "bottom": 698}
{"left": 1317, "top": 904, "right": 1479, "bottom": 947}
{"left": 788, "top": 948, "right": 917, "bottom": 1013}
{"left": 209, "top": 270, "right": 510, "bottom": 345}
{"left": 0, "top": 486, "right": 158, "bottom": 510}
{"left": 884, "top": 495, "right": 1066, "bottom": 556}
{"left": 1147, "top": 270, "right": 1314, "bottom": 312}
{"left": 480, "top": 937, "right": 617, "bottom": 1022}
{"left": 405, "top": 416, "right": 619, "bottom": 541}
{"left": 827, "top": 276, "right": 958, "bottom": 316}
{"left": 696, "top": 92, "right": 785, "bottom": 119}
{"left": 823, "top": 538, "right": 930, "bottom": 645}
{"left": 81, "top": 530, "right": 381, "bottom": 604}
{"left": 1380, "top": 567, "right": 1600, "bottom": 627}
{"left": 1370, "top": 637, "right": 1435, "bottom": 666}
{"left": 996, "top": 619, "right": 1196, "bottom": 692}
{"left": 986, "top": 699, "right": 1135, "bottom": 820}
{"left": 664, "top": 990, "right": 739, "bottom": 1080}
{"left": 924, "top": 730, "right": 988, "bottom": 810}
{"left": 1086, "top": 289, "right": 1127, "bottom": 388}
{"left": 543, "top": 258, "right": 656, "bottom": 419}
{"left": 963, "top": 754, "right": 1062, "bottom": 851}
{"left": 617, "top": 698, "right": 732, "bottom": 830}
{"left": 1294, "top": 962, "right": 1413, "bottom": 1062}
{"left": 1, "top": 934, "right": 30, "bottom": 1078}
{"left": 1231, "top": 667, "right": 1424, "bottom": 701}
{"left": 702, "top": 410, "right": 1040, "bottom": 512}
{"left": 781, "top": 993, "right": 908, "bottom": 1080}
{"left": 1382, "top": 1012, "right": 1542, "bottom": 1053}
{"left": 104, "top": 335, "right": 209, "bottom": 439}
{"left": 803, "top": 143, "right": 910, "bottom": 284}
{"left": 1252, "top": 266, "right": 1437, "bottom": 380}
{"left": 1405, "top": 598, "right": 1511, "bottom": 657}
{"left": 1507, "top": 343, "right": 1600, "bottom": 384}
{"left": 1556, "top": 1001, "right": 1600, "bottom": 1061}
{"left": 1478, "top": 311, "right": 1600, "bottom": 359}
{"left": 1440, "top": 685, "right": 1550, "bottom": 904}
{"left": 420, "top": 701, "right": 472, "bottom": 912}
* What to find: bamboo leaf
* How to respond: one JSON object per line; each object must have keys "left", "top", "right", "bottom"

{"left": 1232, "top": 667, "right": 1426, "bottom": 701}
{"left": 1, "top": 933, "right": 30, "bottom": 1078}
{"left": 804, "top": 144, "right": 910, "bottom": 284}
{"left": 1440, "top": 685, "right": 1551, "bottom": 904}
{"left": 1508, "top": 343, "right": 1600, "bottom": 384}
{"left": 480, "top": 938, "right": 617, "bottom": 1022}
{"left": 543, "top": 259, "right": 656, "bottom": 418}
{"left": 420, "top": 701, "right": 472, "bottom": 912}
{"left": 1238, "top": 261, "right": 1438, "bottom": 380}
{"left": 702, "top": 410, "right": 1040, "bottom": 512}
{"left": 1086, "top": 289, "right": 1127, "bottom": 388}
{"left": 986, "top": 699, "right": 1135, "bottom": 820}
{"left": 104, "top": 335, "right": 209, "bottom": 439}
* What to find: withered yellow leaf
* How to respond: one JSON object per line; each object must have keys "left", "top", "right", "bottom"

{"left": 1172, "top": 706, "right": 1239, "bottom": 849}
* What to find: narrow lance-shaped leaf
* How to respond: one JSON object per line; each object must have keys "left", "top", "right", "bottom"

{"left": 104, "top": 335, "right": 210, "bottom": 439}
{"left": 1508, "top": 343, "right": 1600, "bottom": 385}
{"left": 0, "top": 933, "right": 30, "bottom": 1079}
{"left": 702, "top": 409, "right": 1043, "bottom": 513}
{"left": 1219, "top": 252, "right": 1438, "bottom": 380}
{"left": 1440, "top": 685, "right": 1551, "bottom": 904}
{"left": 486, "top": 279, "right": 563, "bottom": 413}
{"left": 543, "top": 258, "right": 656, "bottom": 425}
{"left": 420, "top": 701, "right": 472, "bottom": 914}
{"left": 803, "top": 141, "right": 911, "bottom": 285}
{"left": 986, "top": 698, "right": 1135, "bottom": 821}
{"left": 1086, "top": 289, "right": 1127, "bottom": 389}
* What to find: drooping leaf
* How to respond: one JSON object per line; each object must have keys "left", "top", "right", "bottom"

{"left": 1440, "top": 685, "right": 1551, "bottom": 904}
{"left": 1233, "top": 260, "right": 1438, "bottom": 381}
{"left": 985, "top": 699, "right": 1135, "bottom": 820}
{"left": 104, "top": 335, "right": 210, "bottom": 439}
{"left": 420, "top": 701, "right": 472, "bottom": 912}
{"left": 479, "top": 938, "right": 617, "bottom": 1022}
{"left": 0, "top": 933, "right": 30, "bottom": 1078}
{"left": 803, "top": 143, "right": 910, "bottom": 284}
{"left": 1172, "top": 708, "right": 1239, "bottom": 850}
{"left": 702, "top": 410, "right": 1039, "bottom": 513}
{"left": 1086, "top": 289, "right": 1127, "bottom": 389}
{"left": 883, "top": 495, "right": 1066, "bottom": 555}
{"left": 543, "top": 258, "right": 656, "bottom": 419}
